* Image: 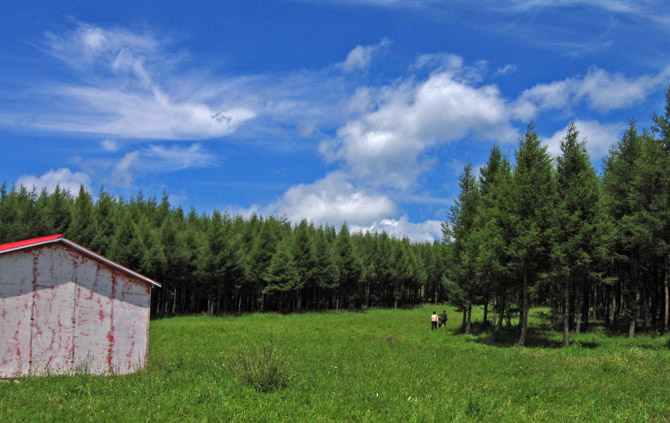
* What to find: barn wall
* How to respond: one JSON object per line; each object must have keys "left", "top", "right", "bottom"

{"left": 0, "top": 250, "right": 35, "bottom": 377}
{"left": 0, "top": 244, "right": 152, "bottom": 378}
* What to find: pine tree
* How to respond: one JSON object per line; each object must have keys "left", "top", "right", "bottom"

{"left": 334, "top": 223, "right": 362, "bottom": 310}
{"left": 651, "top": 85, "right": 670, "bottom": 332}
{"left": 602, "top": 121, "right": 644, "bottom": 336}
{"left": 67, "top": 186, "right": 95, "bottom": 246}
{"left": 291, "top": 219, "right": 316, "bottom": 310}
{"left": 90, "top": 189, "right": 117, "bottom": 257}
{"left": 473, "top": 145, "right": 514, "bottom": 330}
{"left": 312, "top": 227, "right": 338, "bottom": 309}
{"left": 263, "top": 236, "right": 299, "bottom": 312}
{"left": 554, "top": 122, "right": 601, "bottom": 346}
{"left": 444, "top": 163, "right": 481, "bottom": 333}
{"left": 511, "top": 124, "right": 557, "bottom": 346}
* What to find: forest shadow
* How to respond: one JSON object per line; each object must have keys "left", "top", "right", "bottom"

{"left": 466, "top": 327, "right": 601, "bottom": 349}
{"left": 456, "top": 313, "right": 603, "bottom": 349}
{"left": 466, "top": 327, "right": 566, "bottom": 349}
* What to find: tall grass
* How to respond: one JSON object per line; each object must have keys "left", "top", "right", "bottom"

{"left": 1, "top": 305, "right": 669, "bottom": 422}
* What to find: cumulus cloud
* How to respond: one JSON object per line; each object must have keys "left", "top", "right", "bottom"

{"left": 267, "top": 171, "right": 397, "bottom": 227}
{"left": 350, "top": 216, "right": 443, "bottom": 243}
{"left": 338, "top": 38, "right": 391, "bottom": 73}
{"left": 17, "top": 168, "right": 91, "bottom": 195}
{"left": 322, "top": 66, "right": 519, "bottom": 189}
{"left": 515, "top": 66, "right": 670, "bottom": 117}
{"left": 544, "top": 119, "right": 627, "bottom": 160}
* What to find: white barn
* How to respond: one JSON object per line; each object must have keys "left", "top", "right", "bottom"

{"left": 0, "top": 234, "right": 161, "bottom": 377}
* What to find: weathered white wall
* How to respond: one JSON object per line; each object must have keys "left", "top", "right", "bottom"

{"left": 0, "top": 244, "right": 151, "bottom": 377}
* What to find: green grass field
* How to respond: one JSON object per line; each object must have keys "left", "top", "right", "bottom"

{"left": 2, "top": 305, "right": 670, "bottom": 422}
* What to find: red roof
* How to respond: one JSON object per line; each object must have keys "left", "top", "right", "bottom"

{"left": 0, "top": 234, "right": 64, "bottom": 252}
{"left": 0, "top": 234, "right": 161, "bottom": 287}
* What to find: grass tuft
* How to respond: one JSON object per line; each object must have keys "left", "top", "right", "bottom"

{"left": 228, "top": 337, "right": 292, "bottom": 393}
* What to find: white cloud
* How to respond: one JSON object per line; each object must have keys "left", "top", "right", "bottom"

{"left": 351, "top": 216, "right": 443, "bottom": 243}
{"left": 17, "top": 168, "right": 91, "bottom": 195}
{"left": 502, "top": 0, "right": 670, "bottom": 23}
{"left": 322, "top": 66, "right": 519, "bottom": 189}
{"left": 102, "top": 139, "right": 119, "bottom": 152}
{"left": 11, "top": 22, "right": 257, "bottom": 140}
{"left": 495, "top": 64, "right": 517, "bottom": 76}
{"left": 111, "top": 144, "right": 215, "bottom": 188}
{"left": 112, "top": 151, "right": 141, "bottom": 188}
{"left": 338, "top": 38, "right": 391, "bottom": 73}
{"left": 544, "top": 119, "right": 627, "bottom": 160}
{"left": 515, "top": 66, "right": 670, "bottom": 116}
{"left": 267, "top": 171, "right": 397, "bottom": 227}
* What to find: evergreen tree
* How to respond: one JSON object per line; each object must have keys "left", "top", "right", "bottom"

{"left": 312, "top": 227, "right": 338, "bottom": 309}
{"left": 473, "top": 145, "right": 514, "bottom": 330}
{"left": 334, "top": 223, "right": 362, "bottom": 309}
{"left": 554, "top": 122, "right": 601, "bottom": 346}
{"left": 291, "top": 219, "right": 316, "bottom": 310}
{"left": 263, "top": 236, "right": 299, "bottom": 311}
{"left": 109, "top": 208, "right": 145, "bottom": 271}
{"left": 651, "top": 85, "right": 670, "bottom": 332}
{"left": 511, "top": 124, "right": 557, "bottom": 346}
{"left": 602, "top": 121, "right": 644, "bottom": 336}
{"left": 444, "top": 163, "right": 481, "bottom": 333}
{"left": 90, "top": 189, "right": 117, "bottom": 257}
{"left": 67, "top": 186, "right": 95, "bottom": 246}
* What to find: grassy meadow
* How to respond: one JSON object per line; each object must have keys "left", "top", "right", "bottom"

{"left": 2, "top": 305, "right": 670, "bottom": 422}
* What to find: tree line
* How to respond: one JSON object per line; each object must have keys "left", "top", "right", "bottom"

{"left": 0, "top": 186, "right": 448, "bottom": 314}
{"left": 446, "top": 87, "right": 670, "bottom": 346}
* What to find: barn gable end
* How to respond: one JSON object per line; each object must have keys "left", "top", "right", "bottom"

{"left": 0, "top": 235, "right": 160, "bottom": 377}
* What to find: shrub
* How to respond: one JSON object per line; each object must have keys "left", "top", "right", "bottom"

{"left": 229, "top": 339, "right": 292, "bottom": 393}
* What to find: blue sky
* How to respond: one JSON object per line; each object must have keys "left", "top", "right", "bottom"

{"left": 1, "top": 0, "right": 669, "bottom": 241}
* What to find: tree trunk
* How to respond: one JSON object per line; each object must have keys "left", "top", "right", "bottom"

{"left": 629, "top": 289, "right": 640, "bottom": 338}
{"left": 465, "top": 304, "right": 472, "bottom": 334}
{"left": 519, "top": 270, "right": 529, "bottom": 347}
{"left": 491, "top": 297, "right": 498, "bottom": 332}
{"left": 550, "top": 292, "right": 558, "bottom": 332}
{"left": 604, "top": 286, "right": 611, "bottom": 329}
{"left": 493, "top": 297, "right": 504, "bottom": 341}
{"left": 563, "top": 276, "right": 570, "bottom": 347}
{"left": 575, "top": 288, "right": 583, "bottom": 335}
{"left": 610, "top": 287, "right": 620, "bottom": 326}
{"left": 665, "top": 255, "right": 669, "bottom": 333}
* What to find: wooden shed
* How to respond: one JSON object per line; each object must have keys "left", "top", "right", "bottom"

{"left": 0, "top": 235, "right": 161, "bottom": 377}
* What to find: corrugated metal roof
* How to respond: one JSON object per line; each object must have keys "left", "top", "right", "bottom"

{"left": 0, "top": 235, "right": 161, "bottom": 287}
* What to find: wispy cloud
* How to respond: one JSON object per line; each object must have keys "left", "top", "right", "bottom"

{"left": 514, "top": 66, "right": 670, "bottom": 117}
{"left": 3, "top": 22, "right": 256, "bottom": 140}
{"left": 337, "top": 38, "right": 391, "bottom": 73}
{"left": 502, "top": 0, "right": 670, "bottom": 24}
{"left": 111, "top": 144, "right": 215, "bottom": 188}
{"left": 296, "top": 0, "right": 670, "bottom": 25}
